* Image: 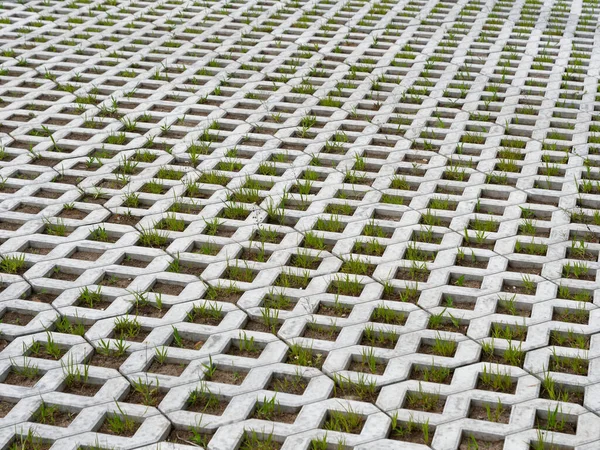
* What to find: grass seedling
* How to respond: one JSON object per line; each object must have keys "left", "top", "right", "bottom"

{"left": 333, "top": 373, "right": 377, "bottom": 401}
{"left": 287, "top": 344, "right": 323, "bottom": 368}
{"left": 254, "top": 395, "right": 280, "bottom": 420}
{"left": 113, "top": 316, "right": 141, "bottom": 339}
{"left": 78, "top": 287, "right": 102, "bottom": 309}
{"left": 0, "top": 254, "right": 25, "bottom": 274}
{"left": 431, "top": 334, "right": 457, "bottom": 357}
{"left": 324, "top": 406, "right": 364, "bottom": 434}
{"left": 130, "top": 377, "right": 160, "bottom": 406}
{"left": 138, "top": 227, "right": 168, "bottom": 248}
{"left": 105, "top": 402, "right": 136, "bottom": 435}
{"left": 483, "top": 399, "right": 505, "bottom": 423}
{"left": 240, "top": 430, "right": 280, "bottom": 450}
{"left": 479, "top": 365, "right": 513, "bottom": 392}
{"left": 372, "top": 305, "right": 406, "bottom": 325}
{"left": 11, "top": 357, "right": 39, "bottom": 380}
{"left": 390, "top": 413, "right": 432, "bottom": 445}
{"left": 187, "top": 301, "right": 222, "bottom": 323}
{"left": 404, "top": 383, "right": 441, "bottom": 412}
{"left": 55, "top": 316, "right": 86, "bottom": 336}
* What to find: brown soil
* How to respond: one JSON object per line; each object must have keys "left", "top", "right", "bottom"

{"left": 456, "top": 258, "right": 489, "bottom": 268}
{"left": 120, "top": 256, "right": 150, "bottom": 268}
{"left": 152, "top": 282, "right": 184, "bottom": 296}
{"left": 26, "top": 291, "right": 56, "bottom": 303}
{"left": 0, "top": 221, "right": 22, "bottom": 231}
{"left": 100, "top": 275, "right": 133, "bottom": 288}
{"left": 395, "top": 268, "right": 430, "bottom": 282}
{"left": 133, "top": 304, "right": 167, "bottom": 318}
{"left": 450, "top": 276, "right": 482, "bottom": 289}
{"left": 50, "top": 270, "right": 79, "bottom": 281}
{"left": 30, "top": 347, "right": 65, "bottom": 360}
{"left": 62, "top": 381, "right": 102, "bottom": 397}
{"left": 501, "top": 283, "right": 534, "bottom": 295}
{"left": 24, "top": 246, "right": 53, "bottom": 256}
{"left": 2, "top": 311, "right": 34, "bottom": 326}
{"left": 253, "top": 409, "right": 298, "bottom": 423}
{"left": 80, "top": 195, "right": 107, "bottom": 205}
{"left": 98, "top": 180, "right": 127, "bottom": 190}
{"left": 333, "top": 385, "right": 378, "bottom": 403}
{"left": 317, "top": 303, "right": 352, "bottom": 318}
{"left": 147, "top": 361, "right": 187, "bottom": 376}
{"left": 188, "top": 315, "right": 221, "bottom": 326}
{"left": 59, "top": 209, "right": 87, "bottom": 220}
{"left": 348, "top": 360, "right": 386, "bottom": 375}
{"left": 496, "top": 303, "right": 531, "bottom": 317}
{"left": 389, "top": 427, "right": 433, "bottom": 444}
{"left": 205, "top": 289, "right": 242, "bottom": 303}
{"left": 70, "top": 251, "right": 102, "bottom": 261}
{"left": 173, "top": 337, "right": 204, "bottom": 350}
{"left": 0, "top": 401, "right": 14, "bottom": 417}
{"left": 107, "top": 214, "right": 139, "bottom": 226}
{"left": 4, "top": 371, "right": 42, "bottom": 387}
{"left": 463, "top": 242, "right": 495, "bottom": 250}
{"left": 55, "top": 175, "right": 83, "bottom": 185}
{"left": 535, "top": 417, "right": 577, "bottom": 434}
{"left": 240, "top": 249, "right": 273, "bottom": 263}
{"left": 72, "top": 163, "right": 100, "bottom": 171}
{"left": 506, "top": 262, "right": 542, "bottom": 275}
{"left": 78, "top": 298, "right": 112, "bottom": 311}
{"left": 167, "top": 429, "right": 212, "bottom": 446}
{"left": 304, "top": 326, "right": 339, "bottom": 342}
{"left": 468, "top": 405, "right": 511, "bottom": 423}
{"left": 458, "top": 437, "right": 504, "bottom": 449}
{"left": 267, "top": 375, "right": 307, "bottom": 395}
{"left": 244, "top": 320, "right": 279, "bottom": 334}
{"left": 428, "top": 321, "right": 468, "bottom": 334}
{"left": 98, "top": 420, "right": 140, "bottom": 437}
{"left": 186, "top": 397, "right": 228, "bottom": 415}
{"left": 226, "top": 345, "right": 262, "bottom": 359}
{"left": 207, "top": 226, "right": 234, "bottom": 237}
{"left": 35, "top": 189, "right": 63, "bottom": 199}
{"left": 208, "top": 369, "right": 246, "bottom": 385}
{"left": 90, "top": 353, "right": 128, "bottom": 370}
{"left": 171, "top": 264, "right": 205, "bottom": 277}
{"left": 360, "top": 335, "right": 397, "bottom": 349}
{"left": 442, "top": 299, "right": 476, "bottom": 310}
{"left": 34, "top": 409, "right": 77, "bottom": 427}
{"left": 14, "top": 204, "right": 43, "bottom": 214}
{"left": 124, "top": 387, "right": 166, "bottom": 406}
{"left": 119, "top": 329, "right": 150, "bottom": 343}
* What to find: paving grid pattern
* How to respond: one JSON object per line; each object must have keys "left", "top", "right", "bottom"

{"left": 1, "top": 0, "right": 600, "bottom": 448}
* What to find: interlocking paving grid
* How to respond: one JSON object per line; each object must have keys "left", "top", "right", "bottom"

{"left": 1, "top": 0, "right": 600, "bottom": 448}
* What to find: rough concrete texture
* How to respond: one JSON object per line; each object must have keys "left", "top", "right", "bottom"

{"left": 0, "top": 0, "right": 599, "bottom": 448}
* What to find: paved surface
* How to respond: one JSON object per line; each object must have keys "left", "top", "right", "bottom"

{"left": 0, "top": 0, "right": 599, "bottom": 448}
